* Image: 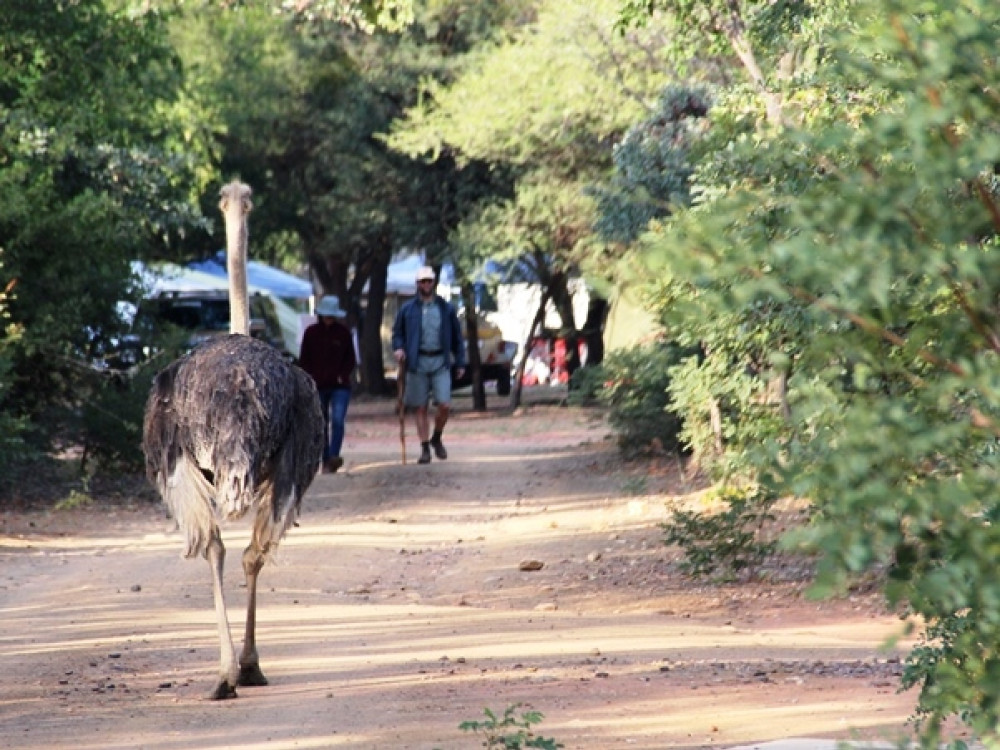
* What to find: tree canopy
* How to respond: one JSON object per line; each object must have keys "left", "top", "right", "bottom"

{"left": 6, "top": 1, "right": 1000, "bottom": 740}
{"left": 611, "top": 0, "right": 1000, "bottom": 741}
{"left": 0, "top": 0, "right": 205, "bottom": 437}
{"left": 385, "top": 0, "right": 676, "bottom": 363}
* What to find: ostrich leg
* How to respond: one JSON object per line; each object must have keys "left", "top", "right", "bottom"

{"left": 237, "top": 542, "right": 268, "bottom": 686}
{"left": 206, "top": 528, "right": 239, "bottom": 699}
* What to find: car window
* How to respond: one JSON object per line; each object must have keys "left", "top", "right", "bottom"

{"left": 200, "top": 299, "right": 231, "bottom": 331}
{"left": 158, "top": 302, "right": 203, "bottom": 330}
{"left": 134, "top": 293, "right": 288, "bottom": 358}
{"left": 156, "top": 299, "right": 230, "bottom": 331}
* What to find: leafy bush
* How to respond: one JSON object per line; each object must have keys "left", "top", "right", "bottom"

{"left": 595, "top": 340, "right": 692, "bottom": 455}
{"left": 625, "top": 3, "right": 1000, "bottom": 741}
{"left": 566, "top": 363, "right": 605, "bottom": 406}
{"left": 76, "top": 330, "right": 188, "bottom": 475}
{"left": 78, "top": 368, "right": 151, "bottom": 474}
{"left": 456, "top": 704, "right": 563, "bottom": 750}
{"left": 0, "top": 249, "right": 34, "bottom": 483}
{"left": 901, "top": 609, "right": 978, "bottom": 746}
{"left": 662, "top": 484, "right": 777, "bottom": 581}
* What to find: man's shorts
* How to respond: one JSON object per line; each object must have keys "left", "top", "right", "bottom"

{"left": 404, "top": 365, "right": 451, "bottom": 408}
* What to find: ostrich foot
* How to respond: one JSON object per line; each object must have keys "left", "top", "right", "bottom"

{"left": 238, "top": 663, "right": 269, "bottom": 687}
{"left": 208, "top": 679, "right": 238, "bottom": 700}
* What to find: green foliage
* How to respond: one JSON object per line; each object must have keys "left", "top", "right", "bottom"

{"left": 386, "top": 0, "right": 675, "bottom": 340}
{"left": 621, "top": 0, "right": 1000, "bottom": 742}
{"left": 78, "top": 326, "right": 187, "bottom": 476}
{"left": 566, "top": 363, "right": 605, "bottom": 405}
{"left": 902, "top": 610, "right": 982, "bottom": 748}
{"left": 0, "top": 0, "right": 206, "bottom": 468}
{"left": 259, "top": 0, "right": 416, "bottom": 33}
{"left": 388, "top": 0, "right": 673, "bottom": 169}
{"left": 457, "top": 704, "right": 563, "bottom": 750}
{"left": 0, "top": 247, "right": 31, "bottom": 476}
{"left": 662, "top": 485, "right": 777, "bottom": 581}
{"left": 167, "top": 3, "right": 334, "bottom": 263}
{"left": 615, "top": 0, "right": 832, "bottom": 84}
{"left": 596, "top": 340, "right": 691, "bottom": 456}
{"left": 54, "top": 490, "right": 94, "bottom": 512}
{"left": 664, "top": 332, "right": 789, "bottom": 477}
{"left": 590, "top": 85, "right": 711, "bottom": 245}
{"left": 78, "top": 368, "right": 154, "bottom": 475}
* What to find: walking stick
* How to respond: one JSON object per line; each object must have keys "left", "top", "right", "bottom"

{"left": 396, "top": 365, "right": 407, "bottom": 465}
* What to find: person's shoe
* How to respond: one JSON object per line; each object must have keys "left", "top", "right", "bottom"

{"left": 322, "top": 456, "right": 344, "bottom": 474}
{"left": 430, "top": 438, "right": 447, "bottom": 460}
{"left": 418, "top": 444, "right": 432, "bottom": 464}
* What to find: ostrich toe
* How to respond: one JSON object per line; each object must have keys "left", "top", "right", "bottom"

{"left": 208, "top": 679, "right": 238, "bottom": 700}
{"left": 238, "top": 663, "right": 269, "bottom": 687}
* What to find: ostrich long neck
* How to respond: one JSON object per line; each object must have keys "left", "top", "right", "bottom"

{"left": 220, "top": 182, "right": 252, "bottom": 336}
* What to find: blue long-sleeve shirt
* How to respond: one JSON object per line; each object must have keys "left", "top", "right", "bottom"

{"left": 391, "top": 295, "right": 466, "bottom": 372}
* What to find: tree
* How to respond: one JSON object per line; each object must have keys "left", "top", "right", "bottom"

{"left": 0, "top": 0, "right": 206, "bottom": 459}
{"left": 269, "top": 0, "right": 415, "bottom": 32}
{"left": 385, "top": 0, "right": 676, "bottom": 387}
{"left": 301, "top": 2, "right": 521, "bottom": 396}
{"left": 166, "top": 2, "right": 520, "bottom": 396}
{"left": 623, "top": 0, "right": 1000, "bottom": 742}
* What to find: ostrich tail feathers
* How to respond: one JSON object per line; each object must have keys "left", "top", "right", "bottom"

{"left": 250, "top": 486, "right": 301, "bottom": 562}
{"left": 161, "top": 455, "right": 217, "bottom": 559}
{"left": 217, "top": 465, "right": 256, "bottom": 521}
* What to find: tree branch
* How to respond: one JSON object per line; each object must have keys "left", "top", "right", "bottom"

{"left": 738, "top": 267, "right": 1000, "bottom": 438}
{"left": 945, "top": 278, "right": 1000, "bottom": 355}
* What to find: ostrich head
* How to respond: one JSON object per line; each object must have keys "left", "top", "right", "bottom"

{"left": 219, "top": 181, "right": 253, "bottom": 336}
{"left": 219, "top": 181, "right": 253, "bottom": 216}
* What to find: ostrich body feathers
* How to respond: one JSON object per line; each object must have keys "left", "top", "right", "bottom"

{"left": 143, "top": 334, "right": 323, "bottom": 559}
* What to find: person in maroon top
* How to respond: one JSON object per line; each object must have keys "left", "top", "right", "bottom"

{"left": 298, "top": 296, "right": 356, "bottom": 473}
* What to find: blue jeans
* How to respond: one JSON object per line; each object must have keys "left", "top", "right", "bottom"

{"left": 318, "top": 387, "right": 351, "bottom": 461}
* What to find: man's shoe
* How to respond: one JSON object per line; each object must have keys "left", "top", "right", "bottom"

{"left": 418, "top": 445, "right": 432, "bottom": 464}
{"left": 430, "top": 438, "right": 447, "bottom": 460}
{"left": 324, "top": 456, "right": 344, "bottom": 473}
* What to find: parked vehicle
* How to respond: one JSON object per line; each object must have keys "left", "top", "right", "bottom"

{"left": 451, "top": 320, "right": 517, "bottom": 396}
{"left": 111, "top": 290, "right": 291, "bottom": 370}
{"left": 143, "top": 291, "right": 286, "bottom": 350}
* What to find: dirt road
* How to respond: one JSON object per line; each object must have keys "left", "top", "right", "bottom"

{"left": 0, "top": 392, "right": 925, "bottom": 749}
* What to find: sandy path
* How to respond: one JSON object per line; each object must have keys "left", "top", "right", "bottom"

{"left": 0, "top": 395, "right": 922, "bottom": 749}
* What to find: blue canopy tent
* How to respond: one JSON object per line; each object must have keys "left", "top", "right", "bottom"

{"left": 187, "top": 251, "right": 313, "bottom": 303}
{"left": 134, "top": 261, "right": 230, "bottom": 295}
{"left": 186, "top": 253, "right": 315, "bottom": 356}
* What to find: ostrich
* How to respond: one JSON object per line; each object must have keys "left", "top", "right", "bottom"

{"left": 142, "top": 180, "right": 324, "bottom": 700}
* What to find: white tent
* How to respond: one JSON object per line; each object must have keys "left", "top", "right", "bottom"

{"left": 385, "top": 255, "right": 454, "bottom": 296}
{"left": 135, "top": 256, "right": 450, "bottom": 358}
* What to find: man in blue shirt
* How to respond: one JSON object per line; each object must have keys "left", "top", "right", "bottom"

{"left": 391, "top": 265, "right": 466, "bottom": 464}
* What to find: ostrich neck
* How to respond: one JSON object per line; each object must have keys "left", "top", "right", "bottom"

{"left": 225, "top": 213, "right": 250, "bottom": 336}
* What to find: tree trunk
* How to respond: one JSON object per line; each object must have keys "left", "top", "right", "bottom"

{"left": 547, "top": 273, "right": 582, "bottom": 379}
{"left": 359, "top": 253, "right": 390, "bottom": 395}
{"left": 511, "top": 288, "right": 551, "bottom": 410}
{"left": 580, "top": 295, "right": 608, "bottom": 367}
{"left": 461, "top": 282, "right": 486, "bottom": 411}
{"left": 709, "top": 397, "right": 724, "bottom": 454}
